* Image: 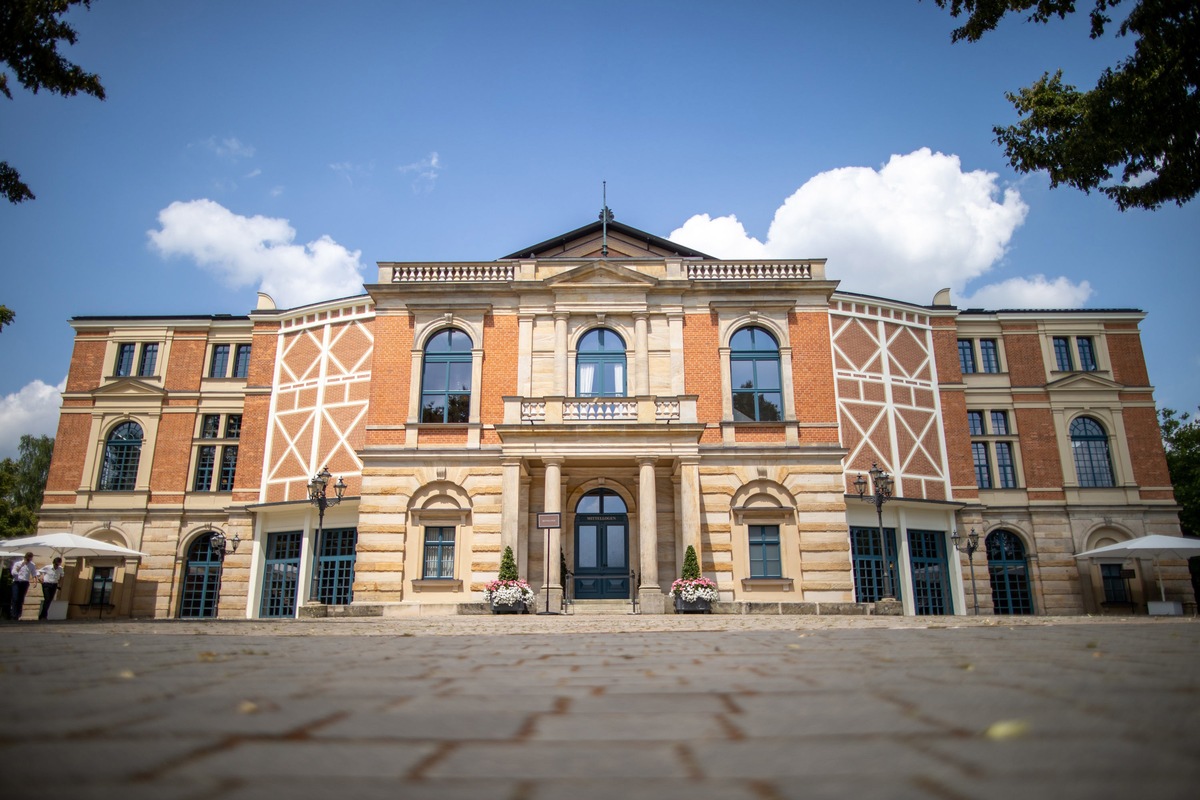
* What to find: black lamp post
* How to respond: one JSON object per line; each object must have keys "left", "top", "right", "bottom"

{"left": 951, "top": 528, "right": 981, "bottom": 615}
{"left": 854, "top": 463, "right": 895, "bottom": 599}
{"left": 307, "top": 466, "right": 346, "bottom": 602}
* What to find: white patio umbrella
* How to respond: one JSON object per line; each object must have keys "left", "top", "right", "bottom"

{"left": 0, "top": 550, "right": 24, "bottom": 559}
{"left": 1075, "top": 534, "right": 1200, "bottom": 602}
{"left": 1, "top": 533, "right": 147, "bottom": 560}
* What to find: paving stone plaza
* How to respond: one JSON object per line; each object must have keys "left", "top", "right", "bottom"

{"left": 2, "top": 615, "right": 1198, "bottom": 799}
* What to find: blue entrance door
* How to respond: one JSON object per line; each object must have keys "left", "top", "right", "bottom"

{"left": 908, "top": 529, "right": 953, "bottom": 615}
{"left": 573, "top": 490, "right": 629, "bottom": 599}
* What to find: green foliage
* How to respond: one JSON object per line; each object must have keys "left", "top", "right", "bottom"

{"left": 0, "top": 304, "right": 13, "bottom": 332}
{"left": 1160, "top": 407, "right": 1200, "bottom": 536}
{"left": 0, "top": 434, "right": 54, "bottom": 539}
{"left": 498, "top": 545, "right": 519, "bottom": 581}
{"left": 932, "top": 0, "right": 1200, "bottom": 211}
{"left": 1, "top": 0, "right": 106, "bottom": 203}
{"left": 681, "top": 545, "right": 701, "bottom": 580}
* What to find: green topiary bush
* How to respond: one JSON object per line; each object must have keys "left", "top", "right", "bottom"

{"left": 498, "top": 545, "right": 519, "bottom": 581}
{"left": 681, "top": 545, "right": 700, "bottom": 580}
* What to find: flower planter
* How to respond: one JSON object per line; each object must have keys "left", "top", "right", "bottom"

{"left": 490, "top": 600, "right": 528, "bottom": 615}
{"left": 673, "top": 597, "right": 711, "bottom": 614}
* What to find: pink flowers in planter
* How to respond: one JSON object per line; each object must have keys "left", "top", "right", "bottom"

{"left": 668, "top": 577, "right": 718, "bottom": 603}
{"left": 484, "top": 578, "right": 536, "bottom": 607}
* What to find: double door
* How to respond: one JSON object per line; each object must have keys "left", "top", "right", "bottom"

{"left": 573, "top": 514, "right": 629, "bottom": 599}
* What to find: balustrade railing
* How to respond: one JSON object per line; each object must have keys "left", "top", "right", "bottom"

{"left": 506, "top": 395, "right": 695, "bottom": 425}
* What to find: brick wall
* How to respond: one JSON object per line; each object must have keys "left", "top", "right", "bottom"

{"left": 682, "top": 311, "right": 722, "bottom": 442}
{"left": 365, "top": 313, "right": 414, "bottom": 444}
{"left": 1015, "top": 405, "right": 1065, "bottom": 499}
{"left": 789, "top": 310, "right": 839, "bottom": 442}
{"left": 481, "top": 313, "right": 517, "bottom": 424}
{"left": 1002, "top": 324, "right": 1044, "bottom": 386}
{"left": 1106, "top": 324, "right": 1150, "bottom": 386}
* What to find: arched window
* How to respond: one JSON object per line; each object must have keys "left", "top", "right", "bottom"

{"left": 730, "top": 326, "right": 782, "bottom": 422}
{"left": 986, "top": 530, "right": 1033, "bottom": 615}
{"left": 420, "top": 329, "right": 472, "bottom": 423}
{"left": 179, "top": 533, "right": 222, "bottom": 618}
{"left": 99, "top": 421, "right": 143, "bottom": 491}
{"left": 576, "top": 328, "right": 626, "bottom": 397}
{"left": 1070, "top": 416, "right": 1114, "bottom": 487}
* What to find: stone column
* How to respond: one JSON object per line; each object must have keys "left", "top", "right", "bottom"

{"left": 637, "top": 456, "right": 665, "bottom": 613}
{"left": 678, "top": 456, "right": 702, "bottom": 566}
{"left": 500, "top": 457, "right": 522, "bottom": 558}
{"left": 634, "top": 312, "right": 650, "bottom": 396}
{"left": 542, "top": 457, "right": 564, "bottom": 613}
{"left": 554, "top": 312, "right": 569, "bottom": 396}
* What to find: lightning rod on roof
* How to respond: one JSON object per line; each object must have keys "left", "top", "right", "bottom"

{"left": 599, "top": 181, "right": 614, "bottom": 257}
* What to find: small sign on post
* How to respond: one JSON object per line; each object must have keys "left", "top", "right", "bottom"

{"left": 535, "top": 512, "right": 562, "bottom": 615}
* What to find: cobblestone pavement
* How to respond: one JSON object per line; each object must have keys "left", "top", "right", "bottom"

{"left": 2, "top": 615, "right": 1198, "bottom": 799}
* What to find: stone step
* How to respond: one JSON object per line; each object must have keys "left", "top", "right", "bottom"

{"left": 569, "top": 599, "right": 638, "bottom": 615}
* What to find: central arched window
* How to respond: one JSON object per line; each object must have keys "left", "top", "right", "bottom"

{"left": 1070, "top": 416, "right": 1114, "bottom": 487}
{"left": 179, "top": 532, "right": 222, "bottom": 618}
{"left": 986, "top": 530, "right": 1033, "bottom": 615}
{"left": 420, "top": 328, "right": 472, "bottom": 423}
{"left": 730, "top": 326, "right": 782, "bottom": 422}
{"left": 99, "top": 421, "right": 143, "bottom": 491}
{"left": 576, "top": 328, "right": 626, "bottom": 397}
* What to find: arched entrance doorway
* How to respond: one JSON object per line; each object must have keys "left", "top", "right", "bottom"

{"left": 573, "top": 489, "right": 629, "bottom": 599}
{"left": 986, "top": 529, "right": 1033, "bottom": 615}
{"left": 179, "top": 532, "right": 222, "bottom": 618}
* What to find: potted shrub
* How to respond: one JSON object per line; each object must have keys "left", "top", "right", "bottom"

{"left": 484, "top": 546, "right": 535, "bottom": 614}
{"left": 669, "top": 545, "right": 717, "bottom": 613}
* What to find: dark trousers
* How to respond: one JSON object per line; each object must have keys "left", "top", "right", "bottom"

{"left": 39, "top": 583, "right": 59, "bottom": 620}
{"left": 10, "top": 581, "right": 30, "bottom": 620}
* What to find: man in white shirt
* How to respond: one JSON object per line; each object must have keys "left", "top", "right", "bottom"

{"left": 36, "top": 557, "right": 64, "bottom": 620}
{"left": 10, "top": 553, "right": 37, "bottom": 621}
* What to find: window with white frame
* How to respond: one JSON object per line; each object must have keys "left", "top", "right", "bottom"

{"left": 1052, "top": 336, "right": 1100, "bottom": 373}
{"left": 1070, "top": 416, "right": 1115, "bottom": 487}
{"left": 114, "top": 342, "right": 159, "bottom": 377}
{"left": 968, "top": 409, "right": 1019, "bottom": 489}
{"left": 959, "top": 338, "right": 1001, "bottom": 375}
{"left": 98, "top": 421, "right": 143, "bottom": 491}
{"left": 730, "top": 326, "right": 782, "bottom": 422}
{"left": 576, "top": 327, "right": 626, "bottom": 397}
{"left": 192, "top": 413, "right": 241, "bottom": 492}
{"left": 420, "top": 328, "right": 472, "bottom": 423}
{"left": 208, "top": 343, "right": 251, "bottom": 378}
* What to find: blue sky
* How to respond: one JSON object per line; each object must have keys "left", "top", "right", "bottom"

{"left": 1, "top": 0, "right": 1197, "bottom": 457}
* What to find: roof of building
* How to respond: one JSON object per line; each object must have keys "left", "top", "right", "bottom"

{"left": 499, "top": 219, "right": 715, "bottom": 260}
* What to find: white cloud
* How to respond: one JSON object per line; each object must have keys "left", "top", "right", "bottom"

{"left": 0, "top": 378, "right": 64, "bottom": 459}
{"left": 668, "top": 148, "right": 1082, "bottom": 308}
{"left": 147, "top": 199, "right": 367, "bottom": 308}
{"left": 398, "top": 151, "right": 442, "bottom": 192}
{"left": 957, "top": 275, "right": 1093, "bottom": 309}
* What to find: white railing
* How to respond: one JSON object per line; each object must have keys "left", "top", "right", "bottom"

{"left": 686, "top": 261, "right": 817, "bottom": 280}
{"left": 390, "top": 263, "right": 515, "bottom": 283}
{"left": 507, "top": 396, "right": 696, "bottom": 425}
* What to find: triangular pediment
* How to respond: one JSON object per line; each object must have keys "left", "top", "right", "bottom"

{"left": 1046, "top": 372, "right": 1124, "bottom": 391}
{"left": 501, "top": 220, "right": 713, "bottom": 260}
{"left": 544, "top": 261, "right": 660, "bottom": 288}
{"left": 92, "top": 378, "right": 167, "bottom": 399}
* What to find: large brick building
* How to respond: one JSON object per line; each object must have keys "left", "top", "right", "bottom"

{"left": 36, "top": 219, "right": 1191, "bottom": 618}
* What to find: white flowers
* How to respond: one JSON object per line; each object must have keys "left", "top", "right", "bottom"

{"left": 484, "top": 579, "right": 536, "bottom": 607}
{"left": 669, "top": 577, "right": 719, "bottom": 603}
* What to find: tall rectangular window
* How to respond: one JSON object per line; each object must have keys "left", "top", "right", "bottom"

{"left": 995, "top": 441, "right": 1017, "bottom": 488}
{"left": 967, "top": 410, "right": 984, "bottom": 436}
{"left": 423, "top": 527, "right": 455, "bottom": 578}
{"left": 979, "top": 339, "right": 1000, "bottom": 373}
{"left": 1077, "top": 337, "right": 1097, "bottom": 371}
{"left": 748, "top": 525, "right": 782, "bottom": 578}
{"left": 315, "top": 527, "right": 357, "bottom": 605}
{"left": 218, "top": 446, "right": 238, "bottom": 491}
{"left": 193, "top": 445, "right": 216, "bottom": 491}
{"left": 209, "top": 344, "right": 230, "bottom": 378}
{"left": 115, "top": 343, "right": 136, "bottom": 376}
{"left": 957, "top": 339, "right": 976, "bottom": 374}
{"left": 225, "top": 414, "right": 242, "bottom": 439}
{"left": 1101, "top": 563, "right": 1130, "bottom": 604}
{"left": 137, "top": 343, "right": 158, "bottom": 376}
{"left": 972, "top": 442, "right": 992, "bottom": 489}
{"left": 1053, "top": 337, "right": 1073, "bottom": 371}
{"left": 233, "top": 344, "right": 252, "bottom": 378}
{"left": 990, "top": 410, "right": 1009, "bottom": 436}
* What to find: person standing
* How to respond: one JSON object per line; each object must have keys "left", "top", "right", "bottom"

{"left": 37, "top": 557, "right": 64, "bottom": 620}
{"left": 10, "top": 553, "right": 37, "bottom": 621}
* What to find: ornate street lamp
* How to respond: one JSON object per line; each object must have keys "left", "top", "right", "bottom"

{"left": 207, "top": 526, "right": 240, "bottom": 559}
{"left": 951, "top": 528, "right": 982, "bottom": 615}
{"left": 307, "top": 466, "right": 346, "bottom": 602}
{"left": 854, "top": 463, "right": 895, "bottom": 600}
